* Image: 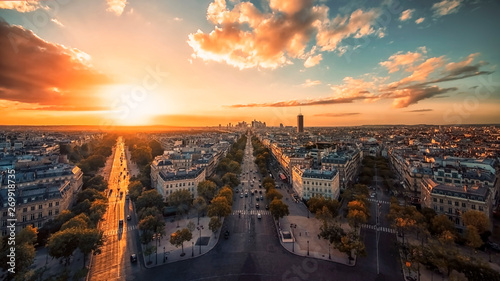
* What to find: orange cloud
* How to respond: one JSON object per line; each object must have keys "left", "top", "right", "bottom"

{"left": 399, "top": 9, "right": 414, "bottom": 21}
{"left": 380, "top": 50, "right": 423, "bottom": 73}
{"left": 432, "top": 0, "right": 463, "bottom": 17}
{"left": 301, "top": 79, "right": 321, "bottom": 87}
{"left": 189, "top": 1, "right": 383, "bottom": 69}
{"left": 0, "top": 20, "right": 111, "bottom": 110}
{"left": 0, "top": 1, "right": 45, "bottom": 13}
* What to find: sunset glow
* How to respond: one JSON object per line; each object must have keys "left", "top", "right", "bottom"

{"left": 0, "top": 0, "right": 499, "bottom": 127}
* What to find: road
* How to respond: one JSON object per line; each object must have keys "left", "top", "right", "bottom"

{"left": 89, "top": 137, "right": 142, "bottom": 281}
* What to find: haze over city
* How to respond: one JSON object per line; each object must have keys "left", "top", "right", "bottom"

{"left": 0, "top": 0, "right": 499, "bottom": 127}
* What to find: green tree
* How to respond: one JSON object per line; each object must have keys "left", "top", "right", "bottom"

{"left": 77, "top": 229, "right": 105, "bottom": 269}
{"left": 168, "top": 189, "right": 193, "bottom": 221}
{"left": 208, "top": 216, "right": 222, "bottom": 238}
{"left": 149, "top": 139, "right": 164, "bottom": 158}
{"left": 131, "top": 145, "right": 152, "bottom": 167}
{"left": 143, "top": 244, "right": 156, "bottom": 264}
{"left": 47, "top": 228, "right": 79, "bottom": 265}
{"left": 138, "top": 206, "right": 161, "bottom": 221}
{"left": 337, "top": 231, "right": 366, "bottom": 264}
{"left": 61, "top": 213, "right": 91, "bottom": 231}
{"left": 222, "top": 172, "right": 240, "bottom": 188}
{"left": 89, "top": 200, "right": 107, "bottom": 225}
{"left": 77, "top": 188, "right": 106, "bottom": 203}
{"left": 136, "top": 190, "right": 164, "bottom": 212}
{"left": 197, "top": 180, "right": 217, "bottom": 202}
{"left": 431, "top": 214, "right": 456, "bottom": 236}
{"left": 139, "top": 215, "right": 166, "bottom": 245}
{"left": 169, "top": 228, "right": 192, "bottom": 255}
{"left": 207, "top": 196, "right": 232, "bottom": 218}
{"left": 269, "top": 198, "right": 289, "bottom": 221}
{"left": 17, "top": 225, "right": 38, "bottom": 245}
{"left": 128, "top": 180, "right": 143, "bottom": 202}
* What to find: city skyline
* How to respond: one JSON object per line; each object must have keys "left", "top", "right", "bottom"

{"left": 0, "top": 0, "right": 499, "bottom": 127}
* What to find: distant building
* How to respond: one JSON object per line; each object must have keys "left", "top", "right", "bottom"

{"left": 321, "top": 149, "right": 362, "bottom": 189}
{"left": 292, "top": 167, "right": 339, "bottom": 200}
{"left": 297, "top": 114, "right": 304, "bottom": 133}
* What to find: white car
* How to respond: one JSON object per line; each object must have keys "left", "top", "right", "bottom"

{"left": 257, "top": 213, "right": 262, "bottom": 219}
{"left": 370, "top": 192, "right": 376, "bottom": 198}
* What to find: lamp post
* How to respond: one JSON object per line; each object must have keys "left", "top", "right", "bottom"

{"left": 197, "top": 226, "right": 204, "bottom": 254}
{"left": 307, "top": 240, "right": 309, "bottom": 256}
{"left": 328, "top": 242, "right": 331, "bottom": 259}
{"left": 163, "top": 246, "right": 165, "bottom": 263}
{"left": 192, "top": 242, "right": 194, "bottom": 257}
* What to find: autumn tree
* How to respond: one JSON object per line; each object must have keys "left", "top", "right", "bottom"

{"left": 266, "top": 188, "right": 283, "bottom": 201}
{"left": 169, "top": 228, "right": 192, "bottom": 255}
{"left": 208, "top": 216, "right": 222, "bottom": 238}
{"left": 222, "top": 172, "right": 240, "bottom": 188}
{"left": 461, "top": 210, "right": 490, "bottom": 234}
{"left": 217, "top": 186, "right": 233, "bottom": 206}
{"left": 128, "top": 180, "right": 144, "bottom": 202}
{"left": 207, "top": 196, "right": 232, "bottom": 218}
{"left": 269, "top": 198, "right": 289, "bottom": 221}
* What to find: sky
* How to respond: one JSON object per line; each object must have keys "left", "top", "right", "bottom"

{"left": 0, "top": 0, "right": 499, "bottom": 128}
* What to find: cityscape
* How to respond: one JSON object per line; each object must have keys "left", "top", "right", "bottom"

{"left": 1, "top": 1, "right": 500, "bottom": 281}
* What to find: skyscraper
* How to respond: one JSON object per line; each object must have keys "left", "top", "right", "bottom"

{"left": 297, "top": 113, "right": 304, "bottom": 133}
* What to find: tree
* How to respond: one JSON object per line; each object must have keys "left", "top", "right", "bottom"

{"left": 208, "top": 216, "right": 222, "bottom": 238}
{"left": 320, "top": 221, "right": 345, "bottom": 245}
{"left": 128, "top": 181, "right": 143, "bottom": 202}
{"left": 337, "top": 231, "right": 366, "bottom": 264}
{"left": 193, "top": 197, "right": 207, "bottom": 224}
{"left": 139, "top": 215, "right": 166, "bottom": 245}
{"left": 77, "top": 229, "right": 105, "bottom": 269}
{"left": 222, "top": 172, "right": 240, "bottom": 188}
{"left": 316, "top": 205, "right": 334, "bottom": 223}
{"left": 61, "top": 213, "right": 91, "bottom": 231}
{"left": 347, "top": 209, "right": 368, "bottom": 229}
{"left": 269, "top": 198, "right": 289, "bottom": 221}
{"left": 168, "top": 189, "right": 193, "bottom": 221}
{"left": 131, "top": 145, "right": 152, "bottom": 167}
{"left": 143, "top": 244, "right": 156, "bottom": 264}
{"left": 149, "top": 139, "right": 164, "bottom": 158}
{"left": 0, "top": 242, "right": 35, "bottom": 279}
{"left": 89, "top": 200, "right": 107, "bottom": 225}
{"left": 465, "top": 225, "right": 483, "bottom": 250}
{"left": 207, "top": 196, "right": 232, "bottom": 218}
{"left": 431, "top": 214, "right": 456, "bottom": 236}
{"left": 136, "top": 190, "right": 164, "bottom": 212}
{"left": 77, "top": 188, "right": 106, "bottom": 203}
{"left": 138, "top": 206, "right": 161, "bottom": 221}
{"left": 169, "top": 228, "right": 192, "bottom": 255}
{"left": 17, "top": 225, "right": 38, "bottom": 245}
{"left": 217, "top": 186, "right": 233, "bottom": 206}
{"left": 47, "top": 228, "right": 79, "bottom": 265}
{"left": 462, "top": 210, "right": 490, "bottom": 234}
{"left": 266, "top": 188, "right": 283, "bottom": 201}
{"left": 197, "top": 180, "right": 217, "bottom": 202}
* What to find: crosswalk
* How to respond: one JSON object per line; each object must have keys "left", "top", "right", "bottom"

{"left": 361, "top": 224, "right": 397, "bottom": 234}
{"left": 367, "top": 198, "right": 390, "bottom": 205}
{"left": 232, "top": 210, "right": 271, "bottom": 216}
{"left": 103, "top": 225, "right": 137, "bottom": 236}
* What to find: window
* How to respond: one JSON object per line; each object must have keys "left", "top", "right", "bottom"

{"left": 439, "top": 199, "right": 443, "bottom": 203}
{"left": 433, "top": 198, "right": 437, "bottom": 202}
{"left": 479, "top": 206, "right": 484, "bottom": 211}
{"left": 439, "top": 206, "right": 444, "bottom": 212}
{"left": 2, "top": 211, "right": 7, "bottom": 217}
{"left": 462, "top": 202, "right": 466, "bottom": 207}
{"left": 23, "top": 208, "right": 27, "bottom": 212}
{"left": 448, "top": 208, "right": 452, "bottom": 214}
{"left": 55, "top": 202, "right": 59, "bottom": 206}
{"left": 55, "top": 209, "right": 59, "bottom": 215}
{"left": 448, "top": 200, "right": 452, "bottom": 205}
{"left": 22, "top": 215, "right": 27, "bottom": 222}
{"left": 38, "top": 212, "right": 42, "bottom": 219}
{"left": 48, "top": 210, "right": 52, "bottom": 216}
{"left": 48, "top": 203, "right": 53, "bottom": 208}
{"left": 455, "top": 202, "right": 459, "bottom": 206}
{"left": 30, "top": 214, "right": 35, "bottom": 220}
{"left": 471, "top": 205, "right": 476, "bottom": 210}
{"left": 38, "top": 205, "right": 42, "bottom": 210}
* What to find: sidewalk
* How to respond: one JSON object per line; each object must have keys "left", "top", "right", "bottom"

{"left": 277, "top": 215, "right": 355, "bottom": 266}
{"left": 141, "top": 216, "right": 221, "bottom": 267}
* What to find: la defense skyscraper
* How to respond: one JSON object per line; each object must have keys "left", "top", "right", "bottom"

{"left": 297, "top": 112, "right": 304, "bottom": 133}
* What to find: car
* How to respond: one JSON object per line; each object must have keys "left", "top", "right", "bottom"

{"left": 256, "top": 203, "right": 259, "bottom": 209}
{"left": 370, "top": 192, "right": 376, "bottom": 198}
{"left": 259, "top": 190, "right": 262, "bottom": 194}
{"left": 240, "top": 193, "right": 244, "bottom": 198}
{"left": 256, "top": 197, "right": 259, "bottom": 201}
{"left": 265, "top": 205, "right": 269, "bottom": 210}
{"left": 260, "top": 195, "right": 263, "bottom": 200}
{"left": 245, "top": 193, "right": 248, "bottom": 197}
{"left": 257, "top": 213, "right": 262, "bottom": 219}
{"left": 224, "top": 230, "right": 230, "bottom": 239}
{"left": 127, "top": 215, "right": 131, "bottom": 221}
{"left": 119, "top": 219, "right": 123, "bottom": 226}
{"left": 235, "top": 188, "right": 239, "bottom": 193}
{"left": 130, "top": 254, "right": 137, "bottom": 262}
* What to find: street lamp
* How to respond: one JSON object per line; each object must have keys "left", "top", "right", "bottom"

{"left": 163, "top": 246, "right": 166, "bottom": 263}
{"left": 197, "top": 226, "right": 204, "bottom": 254}
{"left": 307, "top": 240, "right": 309, "bottom": 256}
{"left": 192, "top": 242, "right": 194, "bottom": 257}
{"left": 328, "top": 242, "right": 331, "bottom": 260}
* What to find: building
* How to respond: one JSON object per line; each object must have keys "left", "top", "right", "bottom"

{"left": 421, "top": 178, "right": 492, "bottom": 232}
{"left": 297, "top": 114, "right": 304, "bottom": 133}
{"left": 292, "top": 167, "right": 340, "bottom": 200}
{"left": 321, "top": 149, "right": 362, "bottom": 190}
{"left": 0, "top": 164, "right": 83, "bottom": 235}
{"left": 154, "top": 167, "right": 206, "bottom": 199}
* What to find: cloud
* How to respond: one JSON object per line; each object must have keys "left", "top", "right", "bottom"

{"left": 188, "top": 1, "right": 383, "bottom": 69}
{"left": 406, "top": 109, "right": 433, "bottom": 112}
{"left": 106, "top": 0, "right": 127, "bottom": 16}
{"left": 415, "top": 17, "right": 425, "bottom": 24}
{"left": 0, "top": 20, "right": 111, "bottom": 110}
{"left": 173, "top": 17, "right": 183, "bottom": 22}
{"left": 301, "top": 79, "right": 321, "bottom": 87}
{"left": 387, "top": 56, "right": 445, "bottom": 89}
{"left": 314, "top": 113, "right": 360, "bottom": 117}
{"left": 399, "top": 9, "right": 414, "bottom": 21}
{"left": 0, "top": 1, "right": 46, "bottom": 12}
{"left": 228, "top": 95, "right": 364, "bottom": 108}
{"left": 304, "top": 54, "right": 322, "bottom": 68}
{"left": 387, "top": 86, "right": 456, "bottom": 108}
{"left": 51, "top": 18, "right": 64, "bottom": 27}
{"left": 379, "top": 50, "right": 424, "bottom": 73}
{"left": 432, "top": 0, "right": 462, "bottom": 17}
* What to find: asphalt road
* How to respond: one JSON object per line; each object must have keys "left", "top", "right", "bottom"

{"left": 89, "top": 137, "right": 142, "bottom": 281}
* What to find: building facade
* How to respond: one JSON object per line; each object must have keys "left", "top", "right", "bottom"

{"left": 292, "top": 167, "right": 340, "bottom": 200}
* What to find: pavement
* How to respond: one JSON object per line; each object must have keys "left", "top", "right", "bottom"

{"left": 140, "top": 215, "right": 222, "bottom": 268}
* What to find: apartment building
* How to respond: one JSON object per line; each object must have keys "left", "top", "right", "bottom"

{"left": 154, "top": 167, "right": 206, "bottom": 199}
{"left": 292, "top": 167, "right": 340, "bottom": 200}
